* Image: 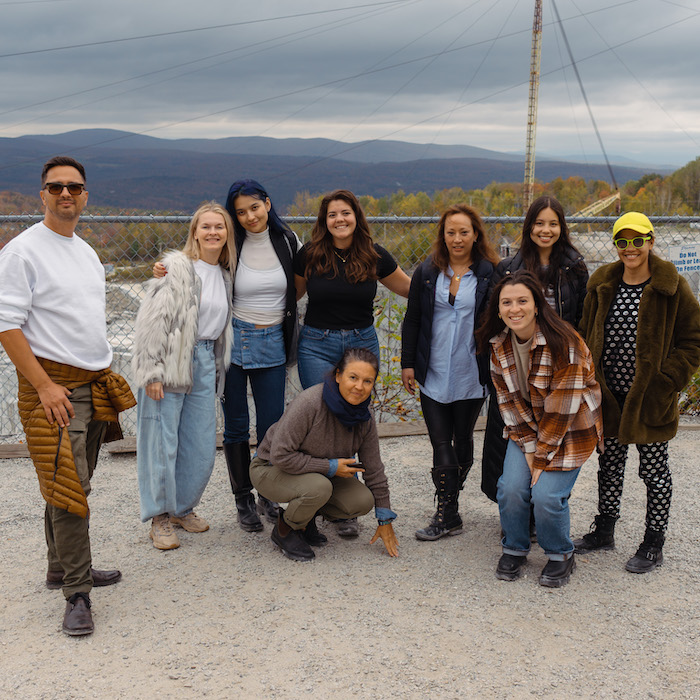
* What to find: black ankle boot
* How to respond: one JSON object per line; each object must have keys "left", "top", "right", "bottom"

{"left": 539, "top": 555, "right": 576, "bottom": 588}
{"left": 302, "top": 516, "right": 328, "bottom": 547}
{"left": 223, "top": 442, "right": 263, "bottom": 532}
{"left": 271, "top": 513, "right": 315, "bottom": 561}
{"left": 573, "top": 514, "right": 616, "bottom": 553}
{"left": 496, "top": 553, "right": 527, "bottom": 581}
{"left": 415, "top": 467, "right": 463, "bottom": 541}
{"left": 625, "top": 529, "right": 664, "bottom": 573}
{"left": 257, "top": 495, "right": 281, "bottom": 524}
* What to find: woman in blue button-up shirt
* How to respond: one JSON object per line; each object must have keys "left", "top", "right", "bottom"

{"left": 401, "top": 204, "right": 499, "bottom": 541}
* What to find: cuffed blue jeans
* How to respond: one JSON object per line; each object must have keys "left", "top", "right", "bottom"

{"left": 137, "top": 341, "right": 217, "bottom": 522}
{"left": 297, "top": 324, "right": 380, "bottom": 389}
{"left": 497, "top": 440, "right": 580, "bottom": 561}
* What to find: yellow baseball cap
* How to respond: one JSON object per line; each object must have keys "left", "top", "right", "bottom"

{"left": 612, "top": 212, "right": 654, "bottom": 238}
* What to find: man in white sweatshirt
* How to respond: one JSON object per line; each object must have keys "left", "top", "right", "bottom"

{"left": 0, "top": 156, "right": 127, "bottom": 636}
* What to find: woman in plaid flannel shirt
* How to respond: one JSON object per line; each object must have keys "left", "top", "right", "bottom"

{"left": 477, "top": 271, "right": 603, "bottom": 587}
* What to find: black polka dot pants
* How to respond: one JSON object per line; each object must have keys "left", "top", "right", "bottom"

{"left": 597, "top": 437, "right": 671, "bottom": 534}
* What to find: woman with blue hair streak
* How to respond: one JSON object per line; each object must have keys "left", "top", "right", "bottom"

{"left": 154, "top": 179, "right": 302, "bottom": 533}
{"left": 222, "top": 179, "right": 303, "bottom": 532}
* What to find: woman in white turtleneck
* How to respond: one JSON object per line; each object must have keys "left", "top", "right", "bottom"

{"left": 222, "top": 180, "right": 302, "bottom": 532}
{"left": 155, "top": 180, "right": 301, "bottom": 533}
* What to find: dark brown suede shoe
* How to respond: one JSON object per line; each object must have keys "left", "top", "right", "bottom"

{"left": 47, "top": 567, "right": 122, "bottom": 590}
{"left": 62, "top": 593, "right": 94, "bottom": 637}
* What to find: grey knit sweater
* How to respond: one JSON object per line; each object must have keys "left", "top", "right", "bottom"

{"left": 256, "top": 384, "right": 392, "bottom": 510}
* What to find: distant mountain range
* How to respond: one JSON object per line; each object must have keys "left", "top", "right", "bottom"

{"left": 0, "top": 129, "right": 670, "bottom": 212}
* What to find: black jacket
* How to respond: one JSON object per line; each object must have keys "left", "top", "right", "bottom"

{"left": 401, "top": 256, "right": 495, "bottom": 387}
{"left": 490, "top": 247, "right": 588, "bottom": 326}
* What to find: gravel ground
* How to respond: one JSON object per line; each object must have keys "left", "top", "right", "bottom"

{"left": 1, "top": 428, "right": 698, "bottom": 699}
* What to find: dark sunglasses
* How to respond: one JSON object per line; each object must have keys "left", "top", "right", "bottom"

{"left": 614, "top": 236, "right": 651, "bottom": 250}
{"left": 44, "top": 182, "right": 86, "bottom": 196}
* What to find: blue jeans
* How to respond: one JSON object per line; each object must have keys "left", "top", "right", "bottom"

{"left": 137, "top": 341, "right": 217, "bottom": 522}
{"left": 222, "top": 361, "right": 286, "bottom": 445}
{"left": 497, "top": 440, "right": 580, "bottom": 560}
{"left": 297, "top": 324, "right": 380, "bottom": 389}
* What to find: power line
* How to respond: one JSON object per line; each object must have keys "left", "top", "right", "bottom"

{"left": 571, "top": 0, "right": 700, "bottom": 149}
{"left": 551, "top": 0, "right": 617, "bottom": 189}
{"left": 1, "top": 1, "right": 697, "bottom": 176}
{"left": 0, "top": 1, "right": 407, "bottom": 129}
{"left": 0, "top": 1, "right": 407, "bottom": 59}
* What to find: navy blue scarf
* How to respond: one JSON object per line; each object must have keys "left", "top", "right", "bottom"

{"left": 322, "top": 375, "right": 372, "bottom": 429}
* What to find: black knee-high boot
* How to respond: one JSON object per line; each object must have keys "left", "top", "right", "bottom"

{"left": 223, "top": 442, "right": 263, "bottom": 532}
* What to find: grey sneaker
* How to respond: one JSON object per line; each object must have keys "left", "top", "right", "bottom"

{"left": 336, "top": 518, "right": 359, "bottom": 538}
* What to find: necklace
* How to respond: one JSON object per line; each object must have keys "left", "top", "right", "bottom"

{"left": 452, "top": 264, "right": 471, "bottom": 281}
{"left": 334, "top": 248, "right": 349, "bottom": 263}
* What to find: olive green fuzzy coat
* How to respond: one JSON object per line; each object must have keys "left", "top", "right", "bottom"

{"left": 580, "top": 255, "right": 700, "bottom": 444}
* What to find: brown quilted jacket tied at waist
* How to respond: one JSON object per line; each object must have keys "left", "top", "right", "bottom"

{"left": 17, "top": 358, "right": 136, "bottom": 518}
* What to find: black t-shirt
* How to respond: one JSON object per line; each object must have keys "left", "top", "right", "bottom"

{"left": 294, "top": 243, "right": 398, "bottom": 329}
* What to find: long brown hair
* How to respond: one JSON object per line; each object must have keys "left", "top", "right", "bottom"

{"left": 304, "top": 189, "right": 379, "bottom": 283}
{"left": 476, "top": 270, "right": 580, "bottom": 367}
{"left": 431, "top": 204, "right": 499, "bottom": 273}
{"left": 519, "top": 195, "right": 586, "bottom": 288}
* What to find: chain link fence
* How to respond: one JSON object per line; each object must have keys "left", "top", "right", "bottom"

{"left": 2, "top": 213, "right": 700, "bottom": 443}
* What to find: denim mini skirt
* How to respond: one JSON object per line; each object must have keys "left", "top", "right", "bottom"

{"left": 231, "top": 318, "right": 286, "bottom": 369}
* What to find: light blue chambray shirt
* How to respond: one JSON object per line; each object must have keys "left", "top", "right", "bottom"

{"left": 420, "top": 269, "right": 487, "bottom": 403}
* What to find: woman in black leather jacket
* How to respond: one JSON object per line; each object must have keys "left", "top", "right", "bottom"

{"left": 401, "top": 204, "right": 499, "bottom": 540}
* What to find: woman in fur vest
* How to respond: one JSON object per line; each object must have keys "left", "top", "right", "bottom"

{"left": 573, "top": 212, "right": 700, "bottom": 573}
{"left": 134, "top": 202, "right": 236, "bottom": 550}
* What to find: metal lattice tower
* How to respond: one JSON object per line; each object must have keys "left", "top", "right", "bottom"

{"left": 523, "top": 0, "right": 543, "bottom": 213}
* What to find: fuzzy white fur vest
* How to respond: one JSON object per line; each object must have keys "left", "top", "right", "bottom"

{"left": 132, "top": 250, "right": 233, "bottom": 396}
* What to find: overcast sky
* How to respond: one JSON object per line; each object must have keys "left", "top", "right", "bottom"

{"left": 2, "top": 0, "right": 699, "bottom": 167}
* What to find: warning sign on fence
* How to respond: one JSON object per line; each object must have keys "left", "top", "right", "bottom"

{"left": 669, "top": 243, "right": 700, "bottom": 273}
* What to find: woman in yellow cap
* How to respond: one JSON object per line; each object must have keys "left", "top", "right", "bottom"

{"left": 573, "top": 212, "right": 700, "bottom": 572}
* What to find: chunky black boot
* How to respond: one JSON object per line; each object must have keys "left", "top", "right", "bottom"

{"left": 496, "top": 553, "right": 527, "bottom": 581}
{"left": 223, "top": 442, "right": 263, "bottom": 532}
{"left": 625, "top": 529, "right": 664, "bottom": 573}
{"left": 539, "top": 555, "right": 576, "bottom": 588}
{"left": 271, "top": 512, "right": 315, "bottom": 562}
{"left": 415, "top": 467, "right": 463, "bottom": 541}
{"left": 257, "top": 495, "right": 282, "bottom": 524}
{"left": 573, "top": 514, "right": 616, "bottom": 553}
{"left": 302, "top": 516, "right": 328, "bottom": 547}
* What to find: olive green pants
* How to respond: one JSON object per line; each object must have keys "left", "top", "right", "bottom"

{"left": 250, "top": 456, "right": 374, "bottom": 530}
{"left": 42, "top": 384, "right": 106, "bottom": 599}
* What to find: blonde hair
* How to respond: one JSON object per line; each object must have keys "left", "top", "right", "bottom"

{"left": 183, "top": 201, "right": 237, "bottom": 270}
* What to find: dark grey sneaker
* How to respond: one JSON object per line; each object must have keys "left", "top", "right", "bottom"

{"left": 336, "top": 518, "right": 359, "bottom": 538}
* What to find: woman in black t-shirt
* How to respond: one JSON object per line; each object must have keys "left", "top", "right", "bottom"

{"left": 294, "top": 189, "right": 410, "bottom": 391}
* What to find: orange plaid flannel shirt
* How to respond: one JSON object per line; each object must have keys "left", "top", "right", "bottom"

{"left": 490, "top": 326, "right": 603, "bottom": 471}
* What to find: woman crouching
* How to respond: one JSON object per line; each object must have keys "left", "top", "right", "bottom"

{"left": 250, "top": 348, "right": 398, "bottom": 561}
{"left": 476, "top": 271, "right": 602, "bottom": 587}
